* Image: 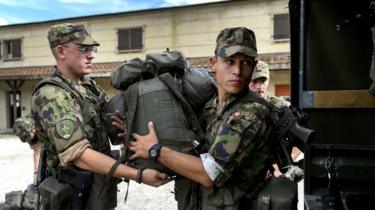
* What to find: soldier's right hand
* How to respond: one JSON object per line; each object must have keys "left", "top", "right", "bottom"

{"left": 29, "top": 124, "right": 37, "bottom": 141}
{"left": 141, "top": 168, "right": 171, "bottom": 187}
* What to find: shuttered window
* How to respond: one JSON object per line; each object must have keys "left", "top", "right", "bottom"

{"left": 273, "top": 14, "right": 290, "bottom": 41}
{"left": 3, "top": 39, "right": 22, "bottom": 60}
{"left": 118, "top": 27, "right": 143, "bottom": 52}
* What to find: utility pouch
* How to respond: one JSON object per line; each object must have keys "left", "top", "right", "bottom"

{"left": 252, "top": 176, "right": 298, "bottom": 210}
{"left": 38, "top": 176, "right": 73, "bottom": 210}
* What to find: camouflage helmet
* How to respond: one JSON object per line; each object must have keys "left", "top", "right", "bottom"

{"left": 215, "top": 27, "right": 257, "bottom": 58}
{"left": 47, "top": 23, "right": 99, "bottom": 48}
{"left": 252, "top": 60, "right": 269, "bottom": 80}
{"left": 13, "top": 114, "right": 35, "bottom": 143}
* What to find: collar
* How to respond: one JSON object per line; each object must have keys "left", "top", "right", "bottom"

{"left": 206, "top": 92, "right": 248, "bottom": 117}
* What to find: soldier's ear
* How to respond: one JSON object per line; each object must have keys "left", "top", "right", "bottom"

{"left": 209, "top": 56, "right": 218, "bottom": 72}
{"left": 55, "top": 45, "right": 66, "bottom": 59}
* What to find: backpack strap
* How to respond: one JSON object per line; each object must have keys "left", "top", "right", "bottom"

{"left": 158, "top": 73, "right": 205, "bottom": 142}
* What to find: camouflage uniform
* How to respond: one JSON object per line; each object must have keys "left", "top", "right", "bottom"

{"left": 199, "top": 27, "right": 273, "bottom": 210}
{"left": 252, "top": 60, "right": 290, "bottom": 108}
{"left": 31, "top": 23, "right": 116, "bottom": 210}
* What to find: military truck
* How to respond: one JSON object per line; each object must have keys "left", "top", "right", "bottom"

{"left": 289, "top": 0, "right": 375, "bottom": 209}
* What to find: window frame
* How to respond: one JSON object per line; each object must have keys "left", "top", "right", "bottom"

{"left": 1, "top": 38, "right": 23, "bottom": 61}
{"left": 272, "top": 13, "right": 290, "bottom": 42}
{"left": 117, "top": 26, "right": 144, "bottom": 53}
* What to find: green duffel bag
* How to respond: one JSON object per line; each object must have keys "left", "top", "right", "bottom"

{"left": 124, "top": 75, "right": 199, "bottom": 173}
{"left": 110, "top": 58, "right": 146, "bottom": 90}
{"left": 146, "top": 50, "right": 188, "bottom": 76}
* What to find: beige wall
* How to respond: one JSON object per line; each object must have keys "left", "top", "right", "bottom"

{"left": 268, "top": 69, "right": 290, "bottom": 96}
{"left": 0, "top": 0, "right": 289, "bottom": 68}
{"left": 0, "top": 0, "right": 291, "bottom": 129}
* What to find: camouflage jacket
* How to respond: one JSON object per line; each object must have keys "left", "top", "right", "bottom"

{"left": 200, "top": 92, "right": 273, "bottom": 209}
{"left": 31, "top": 68, "right": 117, "bottom": 210}
{"left": 32, "top": 68, "right": 109, "bottom": 174}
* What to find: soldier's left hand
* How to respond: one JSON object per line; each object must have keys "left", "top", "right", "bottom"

{"left": 141, "top": 168, "right": 172, "bottom": 187}
{"left": 128, "top": 121, "right": 159, "bottom": 160}
{"left": 111, "top": 111, "right": 126, "bottom": 137}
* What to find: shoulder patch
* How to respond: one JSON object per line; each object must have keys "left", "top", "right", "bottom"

{"left": 56, "top": 119, "right": 75, "bottom": 139}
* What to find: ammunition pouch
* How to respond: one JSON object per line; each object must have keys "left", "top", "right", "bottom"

{"left": 38, "top": 176, "right": 73, "bottom": 210}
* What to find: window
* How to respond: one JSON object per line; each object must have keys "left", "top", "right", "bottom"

{"left": 273, "top": 13, "right": 290, "bottom": 41}
{"left": 2, "top": 39, "right": 22, "bottom": 60}
{"left": 117, "top": 27, "right": 143, "bottom": 52}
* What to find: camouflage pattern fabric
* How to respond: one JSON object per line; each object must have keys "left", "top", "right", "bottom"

{"left": 201, "top": 94, "right": 273, "bottom": 209}
{"left": 32, "top": 74, "right": 86, "bottom": 155}
{"left": 265, "top": 94, "right": 290, "bottom": 109}
{"left": 13, "top": 114, "right": 38, "bottom": 145}
{"left": 31, "top": 68, "right": 117, "bottom": 210}
{"left": 215, "top": 27, "right": 258, "bottom": 58}
{"left": 48, "top": 23, "right": 99, "bottom": 48}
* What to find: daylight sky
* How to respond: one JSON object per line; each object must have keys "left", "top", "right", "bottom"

{"left": 0, "top": 0, "right": 224, "bottom": 25}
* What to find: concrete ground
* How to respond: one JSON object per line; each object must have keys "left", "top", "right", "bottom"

{"left": 0, "top": 135, "right": 303, "bottom": 210}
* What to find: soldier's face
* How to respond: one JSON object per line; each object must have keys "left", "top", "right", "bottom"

{"left": 249, "top": 77, "right": 269, "bottom": 98}
{"left": 210, "top": 53, "right": 256, "bottom": 102}
{"left": 62, "top": 42, "right": 96, "bottom": 77}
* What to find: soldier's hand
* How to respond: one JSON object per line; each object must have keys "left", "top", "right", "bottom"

{"left": 128, "top": 121, "right": 159, "bottom": 160}
{"left": 111, "top": 111, "right": 126, "bottom": 138}
{"left": 141, "top": 169, "right": 171, "bottom": 187}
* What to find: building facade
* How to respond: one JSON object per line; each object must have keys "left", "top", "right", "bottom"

{"left": 0, "top": 0, "right": 291, "bottom": 130}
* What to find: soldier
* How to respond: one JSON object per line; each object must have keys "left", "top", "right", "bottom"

{"left": 249, "top": 60, "right": 303, "bottom": 179}
{"left": 13, "top": 114, "right": 40, "bottom": 184}
{"left": 129, "top": 27, "right": 274, "bottom": 209}
{"left": 31, "top": 23, "right": 168, "bottom": 210}
{"left": 249, "top": 60, "right": 290, "bottom": 108}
